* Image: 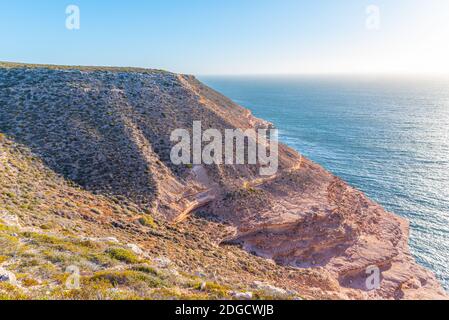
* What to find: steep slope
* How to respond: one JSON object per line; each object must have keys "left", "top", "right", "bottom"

{"left": 0, "top": 134, "right": 313, "bottom": 300}
{"left": 0, "top": 62, "right": 446, "bottom": 299}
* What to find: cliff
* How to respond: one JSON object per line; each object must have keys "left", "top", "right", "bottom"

{"left": 0, "top": 62, "right": 446, "bottom": 299}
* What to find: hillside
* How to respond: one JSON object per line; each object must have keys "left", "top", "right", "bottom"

{"left": 0, "top": 62, "right": 446, "bottom": 300}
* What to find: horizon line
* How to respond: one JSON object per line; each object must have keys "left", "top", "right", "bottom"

{"left": 2, "top": 60, "right": 449, "bottom": 78}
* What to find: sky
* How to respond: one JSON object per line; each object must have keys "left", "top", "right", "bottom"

{"left": 1, "top": 0, "right": 449, "bottom": 75}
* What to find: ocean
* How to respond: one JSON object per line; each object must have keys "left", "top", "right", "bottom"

{"left": 199, "top": 75, "right": 449, "bottom": 291}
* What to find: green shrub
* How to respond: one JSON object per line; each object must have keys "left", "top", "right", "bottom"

{"left": 106, "top": 247, "right": 139, "bottom": 264}
{"left": 90, "top": 270, "right": 164, "bottom": 288}
{"left": 138, "top": 216, "right": 157, "bottom": 228}
{"left": 21, "top": 277, "right": 39, "bottom": 287}
{"left": 131, "top": 264, "right": 159, "bottom": 276}
{"left": 192, "top": 281, "right": 230, "bottom": 298}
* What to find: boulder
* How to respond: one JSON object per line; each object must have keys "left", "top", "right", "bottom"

{"left": 0, "top": 267, "right": 17, "bottom": 285}
{"left": 126, "top": 243, "right": 144, "bottom": 255}
{"left": 230, "top": 291, "right": 253, "bottom": 300}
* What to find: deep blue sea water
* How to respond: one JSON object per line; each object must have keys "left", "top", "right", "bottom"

{"left": 199, "top": 75, "right": 449, "bottom": 290}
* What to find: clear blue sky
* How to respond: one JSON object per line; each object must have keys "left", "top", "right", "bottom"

{"left": 1, "top": 0, "right": 448, "bottom": 75}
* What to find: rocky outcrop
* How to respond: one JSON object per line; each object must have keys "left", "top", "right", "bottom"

{"left": 0, "top": 62, "right": 446, "bottom": 299}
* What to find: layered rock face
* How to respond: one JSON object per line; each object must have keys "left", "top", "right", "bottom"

{"left": 0, "top": 62, "right": 446, "bottom": 299}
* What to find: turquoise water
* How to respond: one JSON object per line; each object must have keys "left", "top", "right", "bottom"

{"left": 200, "top": 75, "right": 449, "bottom": 290}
